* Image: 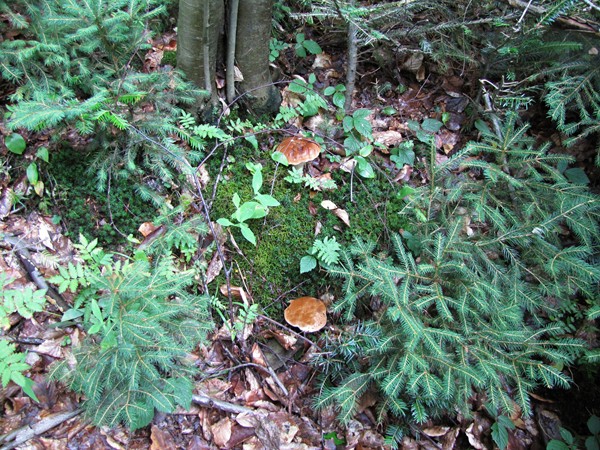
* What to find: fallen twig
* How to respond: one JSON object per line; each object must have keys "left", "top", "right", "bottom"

{"left": 192, "top": 393, "right": 256, "bottom": 416}
{"left": 0, "top": 409, "right": 82, "bottom": 450}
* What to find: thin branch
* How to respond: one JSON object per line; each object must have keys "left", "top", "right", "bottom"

{"left": 0, "top": 409, "right": 82, "bottom": 450}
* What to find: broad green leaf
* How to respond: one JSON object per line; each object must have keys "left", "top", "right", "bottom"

{"left": 353, "top": 109, "right": 371, "bottom": 120}
{"left": 235, "top": 202, "right": 266, "bottom": 222}
{"left": 407, "top": 120, "right": 421, "bottom": 132}
{"left": 62, "top": 308, "right": 85, "bottom": 321}
{"left": 359, "top": 145, "right": 373, "bottom": 157}
{"left": 546, "top": 440, "right": 570, "bottom": 450}
{"left": 588, "top": 415, "right": 600, "bottom": 434}
{"left": 26, "top": 163, "right": 39, "bottom": 185}
{"left": 475, "top": 119, "right": 492, "bottom": 134}
{"left": 232, "top": 193, "right": 241, "bottom": 209}
{"left": 91, "top": 299, "right": 102, "bottom": 321}
{"left": 381, "top": 106, "right": 397, "bottom": 116}
{"left": 216, "top": 218, "right": 234, "bottom": 227}
{"left": 5, "top": 133, "right": 26, "bottom": 154}
{"left": 271, "top": 151, "right": 289, "bottom": 165}
{"left": 324, "top": 86, "right": 336, "bottom": 96}
{"left": 255, "top": 194, "right": 280, "bottom": 207}
{"left": 252, "top": 169, "right": 263, "bottom": 195}
{"left": 355, "top": 156, "right": 375, "bottom": 178}
{"left": 585, "top": 436, "right": 599, "bottom": 450}
{"left": 88, "top": 322, "right": 102, "bottom": 334}
{"left": 302, "top": 39, "right": 322, "bottom": 55}
{"left": 245, "top": 135, "right": 258, "bottom": 150}
{"left": 343, "top": 115, "right": 354, "bottom": 133}
{"left": 333, "top": 92, "right": 345, "bottom": 109}
{"left": 421, "top": 118, "right": 443, "bottom": 133}
{"left": 344, "top": 135, "right": 362, "bottom": 155}
{"left": 296, "top": 33, "right": 306, "bottom": 43}
{"left": 300, "top": 255, "right": 317, "bottom": 273}
{"left": 391, "top": 142, "right": 415, "bottom": 167}
{"left": 35, "top": 146, "right": 49, "bottom": 162}
{"left": 239, "top": 224, "right": 257, "bottom": 245}
{"left": 397, "top": 186, "right": 416, "bottom": 199}
{"left": 354, "top": 118, "right": 372, "bottom": 139}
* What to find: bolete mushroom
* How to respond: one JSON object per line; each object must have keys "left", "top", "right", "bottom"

{"left": 284, "top": 296, "right": 327, "bottom": 333}
{"left": 276, "top": 136, "right": 321, "bottom": 169}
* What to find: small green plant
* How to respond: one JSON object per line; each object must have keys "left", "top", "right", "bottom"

{"left": 341, "top": 108, "right": 376, "bottom": 178}
{"left": 407, "top": 117, "right": 444, "bottom": 144}
{"left": 324, "top": 84, "right": 347, "bottom": 109}
{"left": 269, "top": 37, "right": 288, "bottom": 62}
{"left": 390, "top": 140, "right": 416, "bottom": 169}
{"left": 287, "top": 73, "right": 327, "bottom": 118}
{"left": 547, "top": 415, "right": 600, "bottom": 450}
{"left": 0, "top": 340, "right": 39, "bottom": 402}
{"left": 211, "top": 296, "right": 259, "bottom": 342}
{"left": 300, "top": 236, "right": 341, "bottom": 273}
{"left": 49, "top": 236, "right": 213, "bottom": 430}
{"left": 216, "top": 163, "right": 280, "bottom": 245}
{"left": 284, "top": 167, "right": 337, "bottom": 191}
{"left": 4, "top": 132, "right": 48, "bottom": 198}
{"left": 314, "top": 112, "right": 599, "bottom": 438}
{"left": 294, "top": 32, "right": 322, "bottom": 58}
{"left": 4, "top": 133, "right": 26, "bottom": 155}
{"left": 0, "top": 273, "right": 47, "bottom": 330}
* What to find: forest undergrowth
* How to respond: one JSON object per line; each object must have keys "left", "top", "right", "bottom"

{"left": 1, "top": 1, "right": 599, "bottom": 449}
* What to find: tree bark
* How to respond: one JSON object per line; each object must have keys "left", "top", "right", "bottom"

{"left": 235, "top": 0, "right": 281, "bottom": 115}
{"left": 177, "top": 0, "right": 224, "bottom": 105}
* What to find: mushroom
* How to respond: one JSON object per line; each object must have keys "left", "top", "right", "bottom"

{"left": 284, "top": 296, "right": 327, "bottom": 333}
{"left": 276, "top": 136, "right": 321, "bottom": 169}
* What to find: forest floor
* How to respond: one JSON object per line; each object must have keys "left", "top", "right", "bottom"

{"left": 1, "top": 25, "right": 599, "bottom": 450}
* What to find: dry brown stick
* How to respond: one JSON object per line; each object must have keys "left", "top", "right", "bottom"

{"left": 192, "top": 393, "right": 256, "bottom": 415}
{"left": 0, "top": 409, "right": 82, "bottom": 450}
{"left": 2, "top": 233, "right": 70, "bottom": 311}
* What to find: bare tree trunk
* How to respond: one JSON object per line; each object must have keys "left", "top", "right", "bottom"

{"left": 226, "top": 0, "right": 239, "bottom": 104}
{"left": 177, "top": 0, "right": 224, "bottom": 105}
{"left": 235, "top": 0, "right": 281, "bottom": 115}
{"left": 344, "top": 0, "right": 358, "bottom": 112}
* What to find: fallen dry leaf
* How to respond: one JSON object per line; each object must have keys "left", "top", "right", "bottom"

{"left": 138, "top": 222, "right": 159, "bottom": 237}
{"left": 211, "top": 417, "right": 233, "bottom": 448}
{"left": 393, "top": 164, "right": 413, "bottom": 183}
{"left": 150, "top": 424, "right": 176, "bottom": 450}
{"left": 320, "top": 200, "right": 350, "bottom": 227}
{"left": 372, "top": 130, "right": 403, "bottom": 148}
{"left": 312, "top": 52, "right": 332, "bottom": 69}
{"left": 205, "top": 251, "right": 223, "bottom": 285}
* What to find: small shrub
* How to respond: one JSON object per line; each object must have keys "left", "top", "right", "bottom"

{"left": 50, "top": 236, "right": 213, "bottom": 430}
{"left": 314, "top": 113, "right": 599, "bottom": 438}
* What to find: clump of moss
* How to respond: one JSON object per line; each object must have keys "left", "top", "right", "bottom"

{"left": 208, "top": 157, "right": 319, "bottom": 312}
{"left": 206, "top": 149, "right": 409, "bottom": 313}
{"left": 161, "top": 50, "right": 177, "bottom": 67}
{"left": 49, "top": 148, "right": 158, "bottom": 246}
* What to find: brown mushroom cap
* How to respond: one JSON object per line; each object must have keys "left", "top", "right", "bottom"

{"left": 284, "top": 296, "right": 327, "bottom": 333}
{"left": 276, "top": 136, "right": 321, "bottom": 165}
